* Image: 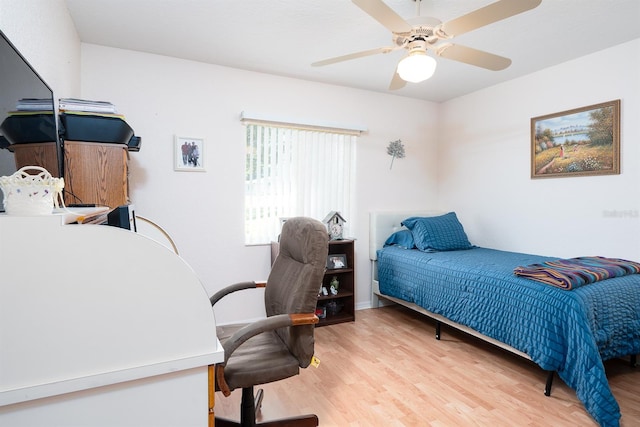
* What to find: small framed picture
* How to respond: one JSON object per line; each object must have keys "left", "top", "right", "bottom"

{"left": 174, "top": 136, "right": 205, "bottom": 171}
{"left": 327, "top": 254, "right": 347, "bottom": 269}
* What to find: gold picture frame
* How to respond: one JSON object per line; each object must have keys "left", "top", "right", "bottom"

{"left": 531, "top": 99, "right": 620, "bottom": 178}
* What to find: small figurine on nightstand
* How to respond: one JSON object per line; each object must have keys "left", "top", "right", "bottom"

{"left": 330, "top": 276, "right": 339, "bottom": 295}
{"left": 323, "top": 211, "right": 346, "bottom": 240}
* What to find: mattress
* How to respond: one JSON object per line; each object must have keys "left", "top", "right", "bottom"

{"left": 376, "top": 246, "right": 640, "bottom": 427}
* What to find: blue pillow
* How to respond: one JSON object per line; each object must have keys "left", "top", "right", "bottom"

{"left": 402, "top": 212, "right": 473, "bottom": 252}
{"left": 384, "top": 229, "right": 415, "bottom": 249}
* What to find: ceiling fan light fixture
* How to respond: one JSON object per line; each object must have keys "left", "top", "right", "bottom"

{"left": 397, "top": 50, "right": 437, "bottom": 83}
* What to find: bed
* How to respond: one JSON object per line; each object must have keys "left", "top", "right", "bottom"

{"left": 369, "top": 211, "right": 640, "bottom": 427}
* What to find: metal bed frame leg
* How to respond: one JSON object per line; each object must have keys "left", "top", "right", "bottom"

{"left": 544, "top": 371, "right": 554, "bottom": 396}
{"left": 541, "top": 355, "right": 635, "bottom": 398}
{"left": 435, "top": 321, "right": 441, "bottom": 340}
{"left": 542, "top": 355, "right": 636, "bottom": 397}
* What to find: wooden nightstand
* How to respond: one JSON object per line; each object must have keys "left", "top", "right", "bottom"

{"left": 273, "top": 239, "right": 355, "bottom": 326}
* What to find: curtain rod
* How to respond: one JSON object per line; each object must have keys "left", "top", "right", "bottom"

{"left": 239, "top": 111, "right": 367, "bottom": 135}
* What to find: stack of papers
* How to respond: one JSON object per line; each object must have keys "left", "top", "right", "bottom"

{"left": 14, "top": 98, "right": 54, "bottom": 112}
{"left": 55, "top": 206, "right": 111, "bottom": 224}
{"left": 59, "top": 98, "right": 118, "bottom": 115}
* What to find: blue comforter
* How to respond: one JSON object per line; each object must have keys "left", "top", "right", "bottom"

{"left": 377, "top": 246, "right": 640, "bottom": 427}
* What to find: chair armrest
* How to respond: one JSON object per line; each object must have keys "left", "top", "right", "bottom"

{"left": 220, "top": 313, "right": 318, "bottom": 366}
{"left": 209, "top": 280, "right": 267, "bottom": 306}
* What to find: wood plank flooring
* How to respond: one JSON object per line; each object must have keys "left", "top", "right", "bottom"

{"left": 214, "top": 306, "right": 640, "bottom": 426}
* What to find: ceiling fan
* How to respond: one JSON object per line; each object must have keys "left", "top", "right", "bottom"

{"left": 312, "top": 0, "right": 542, "bottom": 90}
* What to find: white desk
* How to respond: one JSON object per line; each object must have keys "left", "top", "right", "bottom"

{"left": 0, "top": 212, "right": 223, "bottom": 426}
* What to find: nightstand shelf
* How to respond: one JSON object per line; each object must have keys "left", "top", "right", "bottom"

{"left": 317, "top": 239, "right": 355, "bottom": 326}
{"left": 271, "top": 238, "right": 355, "bottom": 326}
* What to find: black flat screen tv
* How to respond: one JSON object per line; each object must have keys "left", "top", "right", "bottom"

{"left": 0, "top": 28, "right": 62, "bottom": 209}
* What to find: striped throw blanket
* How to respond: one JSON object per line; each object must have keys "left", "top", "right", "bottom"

{"left": 514, "top": 256, "right": 640, "bottom": 290}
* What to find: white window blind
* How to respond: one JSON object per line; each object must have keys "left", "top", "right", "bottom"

{"left": 244, "top": 121, "right": 357, "bottom": 245}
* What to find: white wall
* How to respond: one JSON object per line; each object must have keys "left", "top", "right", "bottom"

{"left": 79, "top": 45, "right": 439, "bottom": 323}
{"left": 0, "top": 0, "right": 79, "bottom": 184}
{"left": 438, "top": 39, "right": 640, "bottom": 260}
{"left": 0, "top": 0, "right": 80, "bottom": 99}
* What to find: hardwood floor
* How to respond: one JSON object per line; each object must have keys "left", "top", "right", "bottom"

{"left": 214, "top": 306, "right": 640, "bottom": 426}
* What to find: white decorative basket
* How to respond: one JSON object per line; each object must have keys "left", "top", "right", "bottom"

{"left": 0, "top": 166, "right": 64, "bottom": 216}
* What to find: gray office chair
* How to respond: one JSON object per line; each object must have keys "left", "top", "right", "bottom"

{"left": 210, "top": 217, "right": 328, "bottom": 427}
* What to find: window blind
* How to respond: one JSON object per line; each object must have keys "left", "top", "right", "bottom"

{"left": 244, "top": 121, "right": 356, "bottom": 245}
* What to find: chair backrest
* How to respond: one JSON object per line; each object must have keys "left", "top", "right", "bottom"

{"left": 265, "top": 217, "right": 328, "bottom": 367}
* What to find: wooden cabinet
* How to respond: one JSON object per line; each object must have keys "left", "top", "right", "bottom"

{"left": 317, "top": 239, "right": 355, "bottom": 326}
{"left": 11, "top": 142, "right": 60, "bottom": 176}
{"left": 270, "top": 239, "right": 356, "bottom": 326}
{"left": 63, "top": 140, "right": 128, "bottom": 208}
{"left": 11, "top": 140, "right": 129, "bottom": 209}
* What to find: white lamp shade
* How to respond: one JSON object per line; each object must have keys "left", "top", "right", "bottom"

{"left": 397, "top": 52, "right": 437, "bottom": 83}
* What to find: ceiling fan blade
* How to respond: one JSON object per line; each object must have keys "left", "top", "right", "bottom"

{"left": 440, "top": 0, "right": 541, "bottom": 37}
{"left": 312, "top": 46, "right": 396, "bottom": 67}
{"left": 389, "top": 70, "right": 406, "bottom": 90}
{"left": 436, "top": 43, "right": 511, "bottom": 71}
{"left": 352, "top": 0, "right": 413, "bottom": 34}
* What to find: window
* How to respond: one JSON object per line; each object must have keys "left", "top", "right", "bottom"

{"left": 244, "top": 121, "right": 357, "bottom": 245}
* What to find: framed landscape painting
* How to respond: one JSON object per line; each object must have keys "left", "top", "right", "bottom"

{"left": 531, "top": 100, "right": 620, "bottom": 178}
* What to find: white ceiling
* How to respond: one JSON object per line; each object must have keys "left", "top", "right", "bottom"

{"left": 64, "top": 0, "right": 640, "bottom": 103}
